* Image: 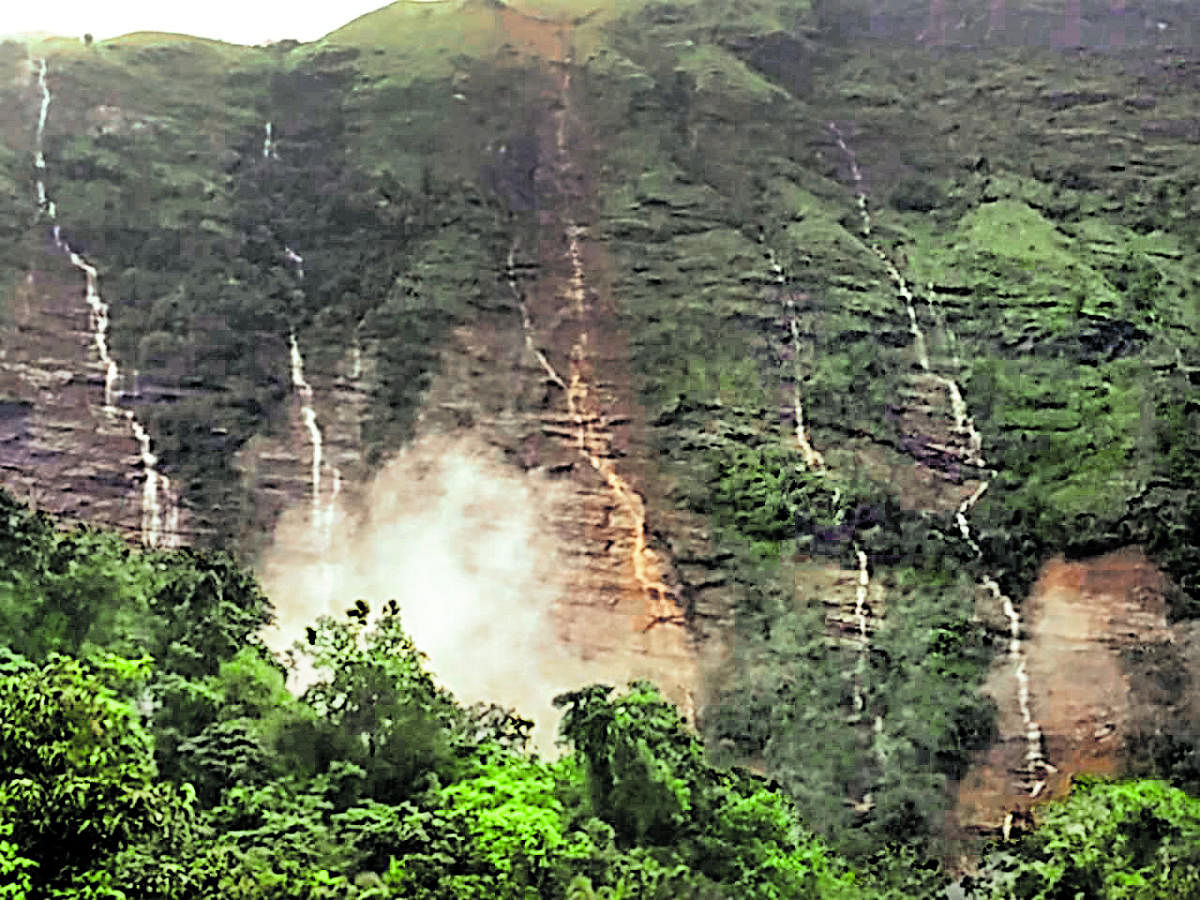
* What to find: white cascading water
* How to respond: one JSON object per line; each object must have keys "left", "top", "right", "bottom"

{"left": 289, "top": 329, "right": 324, "bottom": 524}
{"left": 281, "top": 246, "right": 342, "bottom": 547}
{"left": 351, "top": 327, "right": 364, "bottom": 380}
{"left": 852, "top": 547, "right": 871, "bottom": 712}
{"left": 762, "top": 234, "right": 880, "bottom": 801}
{"left": 825, "top": 122, "right": 985, "bottom": 465}
{"left": 264, "top": 111, "right": 343, "bottom": 547}
{"left": 262, "top": 121, "right": 275, "bottom": 159}
{"left": 31, "top": 57, "right": 178, "bottom": 548}
{"left": 827, "top": 120, "right": 1052, "bottom": 795}
{"left": 507, "top": 243, "right": 567, "bottom": 391}
{"left": 767, "top": 245, "right": 826, "bottom": 472}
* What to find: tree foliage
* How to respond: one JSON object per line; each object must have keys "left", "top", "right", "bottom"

{"left": 966, "top": 778, "right": 1200, "bottom": 899}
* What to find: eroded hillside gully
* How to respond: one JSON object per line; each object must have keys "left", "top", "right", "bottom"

{"left": 28, "top": 57, "right": 179, "bottom": 548}
{"left": 496, "top": 12, "right": 700, "bottom": 725}
{"left": 827, "top": 122, "right": 1054, "bottom": 801}
{"left": 252, "top": 17, "right": 700, "bottom": 739}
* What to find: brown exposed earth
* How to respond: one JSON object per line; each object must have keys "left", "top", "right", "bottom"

{"left": 954, "top": 546, "right": 1174, "bottom": 842}
{"left": 385, "top": 9, "right": 707, "bottom": 721}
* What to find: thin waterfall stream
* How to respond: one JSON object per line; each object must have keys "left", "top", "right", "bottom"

{"left": 31, "top": 56, "right": 178, "bottom": 548}
{"left": 764, "top": 239, "right": 882, "bottom": 804}
{"left": 282, "top": 251, "right": 342, "bottom": 547}
{"left": 265, "top": 124, "right": 342, "bottom": 549}
{"left": 828, "top": 121, "right": 1053, "bottom": 796}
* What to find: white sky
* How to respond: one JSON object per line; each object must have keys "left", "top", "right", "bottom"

{"left": 1, "top": 0, "right": 408, "bottom": 46}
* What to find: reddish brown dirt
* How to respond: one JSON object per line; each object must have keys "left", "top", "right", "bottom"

{"left": 411, "top": 10, "right": 702, "bottom": 719}
{"left": 1, "top": 65, "right": 192, "bottom": 547}
{"left": 953, "top": 547, "right": 1172, "bottom": 842}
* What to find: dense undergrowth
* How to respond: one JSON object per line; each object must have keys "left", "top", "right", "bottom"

{"left": 3, "top": 0, "right": 1200, "bottom": 894}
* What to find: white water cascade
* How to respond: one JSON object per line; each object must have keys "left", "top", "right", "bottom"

{"left": 827, "top": 120, "right": 1052, "bottom": 795}
{"left": 767, "top": 244, "right": 826, "bottom": 472}
{"left": 351, "top": 326, "right": 364, "bottom": 381}
{"left": 506, "top": 243, "right": 567, "bottom": 391}
{"left": 31, "top": 57, "right": 178, "bottom": 548}
{"left": 281, "top": 246, "right": 342, "bottom": 546}
{"left": 852, "top": 547, "right": 871, "bottom": 712}
{"left": 262, "top": 121, "right": 276, "bottom": 159}
{"left": 761, "top": 234, "right": 881, "bottom": 801}
{"left": 825, "top": 122, "right": 986, "bottom": 465}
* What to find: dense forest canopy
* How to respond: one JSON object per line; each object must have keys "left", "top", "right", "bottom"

{"left": 2, "top": 487, "right": 1199, "bottom": 898}
{"left": 1, "top": 0, "right": 1200, "bottom": 896}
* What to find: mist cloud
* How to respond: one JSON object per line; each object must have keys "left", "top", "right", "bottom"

{"left": 258, "top": 433, "right": 622, "bottom": 752}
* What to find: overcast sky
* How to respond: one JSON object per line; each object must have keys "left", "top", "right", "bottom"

{"left": 2, "top": 0, "right": 407, "bottom": 46}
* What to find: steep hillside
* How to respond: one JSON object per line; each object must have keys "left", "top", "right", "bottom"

{"left": 2, "top": 0, "right": 1199, "bottom": 876}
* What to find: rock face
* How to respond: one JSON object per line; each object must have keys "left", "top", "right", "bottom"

{"left": 235, "top": 344, "right": 369, "bottom": 560}
{"left": 406, "top": 13, "right": 706, "bottom": 720}
{"left": 955, "top": 546, "right": 1177, "bottom": 836}
{"left": 0, "top": 28, "right": 709, "bottom": 725}
{"left": 0, "top": 258, "right": 176, "bottom": 541}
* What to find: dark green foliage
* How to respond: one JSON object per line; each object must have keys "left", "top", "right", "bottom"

{"left": 966, "top": 778, "right": 1200, "bottom": 899}
{"left": 4, "top": 0, "right": 1200, "bottom": 893}
{"left": 0, "top": 495, "right": 876, "bottom": 896}
{"left": 0, "top": 654, "right": 194, "bottom": 894}
{"left": 1122, "top": 640, "right": 1200, "bottom": 797}
{"left": 0, "top": 490, "right": 158, "bottom": 660}
{"left": 889, "top": 176, "right": 946, "bottom": 213}
{"left": 706, "top": 441, "right": 842, "bottom": 547}
{"left": 552, "top": 681, "right": 863, "bottom": 898}
{"left": 148, "top": 549, "right": 274, "bottom": 679}
{"left": 291, "top": 602, "right": 470, "bottom": 805}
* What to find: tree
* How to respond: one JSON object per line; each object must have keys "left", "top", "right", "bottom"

{"left": 554, "top": 681, "right": 863, "bottom": 897}
{"left": 0, "top": 655, "right": 193, "bottom": 893}
{"left": 288, "top": 601, "right": 469, "bottom": 803}
{"left": 966, "top": 778, "right": 1200, "bottom": 898}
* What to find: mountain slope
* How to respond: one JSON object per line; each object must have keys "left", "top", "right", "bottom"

{"left": 1, "top": 0, "right": 1199, "bottom": 870}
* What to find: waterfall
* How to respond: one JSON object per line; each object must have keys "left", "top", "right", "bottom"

{"left": 31, "top": 57, "right": 178, "bottom": 548}
{"left": 282, "top": 257, "right": 342, "bottom": 547}
{"left": 262, "top": 121, "right": 275, "bottom": 159}
{"left": 351, "top": 330, "right": 363, "bottom": 380}
{"left": 761, "top": 230, "right": 879, "bottom": 804}
{"left": 289, "top": 330, "right": 325, "bottom": 527}
{"left": 851, "top": 546, "right": 872, "bottom": 712}
{"left": 827, "top": 120, "right": 1052, "bottom": 795}
{"left": 271, "top": 167, "right": 340, "bottom": 546}
{"left": 507, "top": 243, "right": 567, "bottom": 390}
{"left": 768, "top": 245, "right": 826, "bottom": 472}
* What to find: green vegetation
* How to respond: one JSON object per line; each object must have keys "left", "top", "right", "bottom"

{"left": 965, "top": 778, "right": 1200, "bottom": 898}
{"left": 20, "top": 35, "right": 510, "bottom": 551}
{"left": 1, "top": 487, "right": 1195, "bottom": 897}
{"left": 3, "top": 0, "right": 1200, "bottom": 895}
{"left": 0, "top": 487, "right": 872, "bottom": 898}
